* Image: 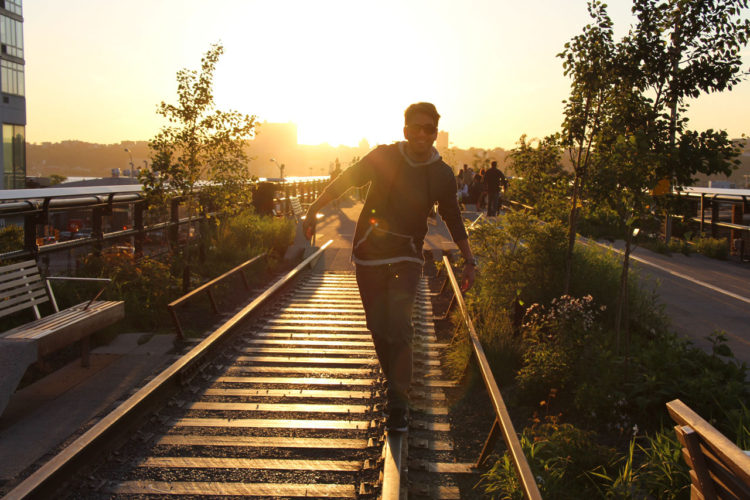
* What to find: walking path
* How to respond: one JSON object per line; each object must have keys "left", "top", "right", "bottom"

{"left": 589, "top": 239, "right": 750, "bottom": 363}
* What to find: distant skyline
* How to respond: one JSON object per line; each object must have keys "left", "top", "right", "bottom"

{"left": 24, "top": 1, "right": 750, "bottom": 150}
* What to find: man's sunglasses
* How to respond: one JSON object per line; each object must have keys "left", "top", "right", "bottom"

{"left": 406, "top": 123, "right": 438, "bottom": 135}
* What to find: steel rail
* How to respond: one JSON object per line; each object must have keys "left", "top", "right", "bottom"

{"left": 380, "top": 432, "right": 403, "bottom": 499}
{"left": 2, "top": 240, "right": 333, "bottom": 500}
{"left": 442, "top": 255, "right": 542, "bottom": 500}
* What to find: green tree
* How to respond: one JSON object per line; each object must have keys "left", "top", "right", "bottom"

{"left": 565, "top": 0, "right": 748, "bottom": 350}
{"left": 558, "top": 0, "right": 616, "bottom": 293}
{"left": 141, "top": 43, "right": 257, "bottom": 290}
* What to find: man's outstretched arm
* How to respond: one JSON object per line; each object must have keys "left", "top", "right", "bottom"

{"left": 302, "top": 156, "right": 373, "bottom": 239}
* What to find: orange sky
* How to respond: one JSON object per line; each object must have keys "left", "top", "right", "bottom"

{"left": 23, "top": 0, "right": 750, "bottom": 150}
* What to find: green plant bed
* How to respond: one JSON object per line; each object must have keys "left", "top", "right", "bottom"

{"left": 692, "top": 236, "right": 730, "bottom": 260}
{"left": 451, "top": 211, "right": 749, "bottom": 498}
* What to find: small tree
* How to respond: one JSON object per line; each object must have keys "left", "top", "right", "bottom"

{"left": 141, "top": 43, "right": 257, "bottom": 290}
{"left": 558, "top": 0, "right": 616, "bottom": 293}
{"left": 569, "top": 0, "right": 748, "bottom": 351}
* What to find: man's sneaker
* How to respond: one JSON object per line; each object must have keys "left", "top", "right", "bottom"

{"left": 386, "top": 408, "right": 408, "bottom": 432}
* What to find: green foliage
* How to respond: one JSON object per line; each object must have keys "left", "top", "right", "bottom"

{"left": 142, "top": 43, "right": 257, "bottom": 211}
{"left": 205, "top": 210, "right": 294, "bottom": 275}
{"left": 480, "top": 420, "right": 613, "bottom": 499}
{"left": 589, "top": 432, "right": 690, "bottom": 499}
{"left": 506, "top": 135, "right": 570, "bottom": 223}
{"left": 693, "top": 236, "right": 729, "bottom": 260}
{"left": 0, "top": 225, "right": 23, "bottom": 254}
{"left": 77, "top": 252, "right": 180, "bottom": 329}
{"left": 457, "top": 213, "right": 749, "bottom": 497}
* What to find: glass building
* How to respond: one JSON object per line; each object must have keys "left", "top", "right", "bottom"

{"left": 0, "top": 0, "right": 25, "bottom": 189}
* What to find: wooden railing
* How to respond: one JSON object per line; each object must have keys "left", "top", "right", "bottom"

{"left": 442, "top": 255, "right": 542, "bottom": 500}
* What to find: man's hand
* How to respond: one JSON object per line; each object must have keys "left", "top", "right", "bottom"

{"left": 302, "top": 211, "right": 317, "bottom": 240}
{"left": 461, "top": 262, "right": 475, "bottom": 292}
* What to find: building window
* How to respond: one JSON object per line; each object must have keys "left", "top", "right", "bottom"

{"left": 0, "top": 14, "right": 23, "bottom": 58}
{"left": 1, "top": 59, "right": 23, "bottom": 95}
{"left": 3, "top": 124, "right": 25, "bottom": 189}
{"left": 1, "top": 1, "right": 22, "bottom": 16}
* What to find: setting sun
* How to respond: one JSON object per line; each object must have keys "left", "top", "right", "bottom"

{"left": 23, "top": 0, "right": 750, "bottom": 149}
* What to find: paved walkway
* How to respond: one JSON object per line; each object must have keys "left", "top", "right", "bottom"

{"left": 591, "top": 239, "right": 750, "bottom": 364}
{"left": 0, "top": 333, "right": 176, "bottom": 484}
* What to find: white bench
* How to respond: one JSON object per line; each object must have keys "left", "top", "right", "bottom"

{"left": 0, "top": 260, "right": 125, "bottom": 415}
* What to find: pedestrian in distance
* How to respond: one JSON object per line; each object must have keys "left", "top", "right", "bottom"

{"left": 302, "top": 102, "right": 477, "bottom": 432}
{"left": 484, "top": 160, "right": 506, "bottom": 217}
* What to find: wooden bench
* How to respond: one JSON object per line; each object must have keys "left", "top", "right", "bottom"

{"left": 667, "top": 399, "right": 750, "bottom": 500}
{"left": 0, "top": 260, "right": 125, "bottom": 415}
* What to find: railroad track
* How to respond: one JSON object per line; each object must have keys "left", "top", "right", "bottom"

{"left": 4, "top": 247, "right": 482, "bottom": 499}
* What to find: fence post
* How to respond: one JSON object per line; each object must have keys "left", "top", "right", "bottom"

{"left": 23, "top": 213, "right": 39, "bottom": 258}
{"left": 169, "top": 198, "right": 180, "bottom": 248}
{"left": 134, "top": 201, "right": 145, "bottom": 256}
{"left": 732, "top": 202, "right": 744, "bottom": 256}
{"left": 284, "top": 183, "right": 291, "bottom": 216}
{"left": 699, "top": 193, "right": 705, "bottom": 235}
{"left": 92, "top": 207, "right": 105, "bottom": 256}
{"left": 711, "top": 200, "right": 719, "bottom": 238}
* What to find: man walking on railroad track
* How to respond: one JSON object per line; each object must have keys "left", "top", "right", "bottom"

{"left": 302, "top": 102, "right": 476, "bottom": 432}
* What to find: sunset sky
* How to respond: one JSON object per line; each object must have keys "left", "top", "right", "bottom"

{"left": 23, "top": 0, "right": 750, "bottom": 150}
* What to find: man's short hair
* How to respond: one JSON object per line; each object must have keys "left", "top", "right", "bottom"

{"left": 491, "top": 161, "right": 498, "bottom": 168}
{"left": 404, "top": 102, "right": 440, "bottom": 125}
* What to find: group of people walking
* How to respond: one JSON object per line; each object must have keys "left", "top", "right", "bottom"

{"left": 456, "top": 161, "right": 507, "bottom": 217}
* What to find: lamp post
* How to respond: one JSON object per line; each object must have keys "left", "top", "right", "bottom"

{"left": 270, "top": 158, "right": 285, "bottom": 180}
{"left": 124, "top": 148, "right": 135, "bottom": 178}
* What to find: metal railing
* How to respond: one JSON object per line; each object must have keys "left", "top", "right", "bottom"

{"left": 0, "top": 178, "right": 328, "bottom": 264}
{"left": 167, "top": 253, "right": 266, "bottom": 339}
{"left": 442, "top": 255, "right": 542, "bottom": 500}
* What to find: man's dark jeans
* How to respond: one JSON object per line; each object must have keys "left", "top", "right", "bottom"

{"left": 356, "top": 261, "right": 422, "bottom": 411}
{"left": 487, "top": 190, "right": 501, "bottom": 216}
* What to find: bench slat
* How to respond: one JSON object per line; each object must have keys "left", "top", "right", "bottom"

{"left": 0, "top": 271, "right": 44, "bottom": 292}
{"left": 0, "top": 268, "right": 43, "bottom": 287}
{"left": 19, "top": 304, "right": 116, "bottom": 339}
{"left": 0, "top": 260, "right": 39, "bottom": 276}
{"left": 2, "top": 301, "right": 121, "bottom": 339}
{"left": 0, "top": 293, "right": 50, "bottom": 319}
{"left": 0, "top": 287, "right": 48, "bottom": 308}
{"left": 1, "top": 301, "right": 125, "bottom": 358}
{"left": 700, "top": 443, "right": 750, "bottom": 499}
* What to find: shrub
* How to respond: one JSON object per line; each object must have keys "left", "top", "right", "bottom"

{"left": 693, "top": 236, "right": 729, "bottom": 260}
{"left": 77, "top": 252, "right": 180, "bottom": 329}
{"left": 479, "top": 419, "right": 613, "bottom": 499}
{"left": 516, "top": 295, "right": 607, "bottom": 405}
{"left": 0, "top": 225, "right": 23, "bottom": 254}
{"left": 447, "top": 211, "right": 567, "bottom": 379}
{"left": 207, "top": 210, "right": 294, "bottom": 272}
{"left": 589, "top": 431, "right": 690, "bottom": 499}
